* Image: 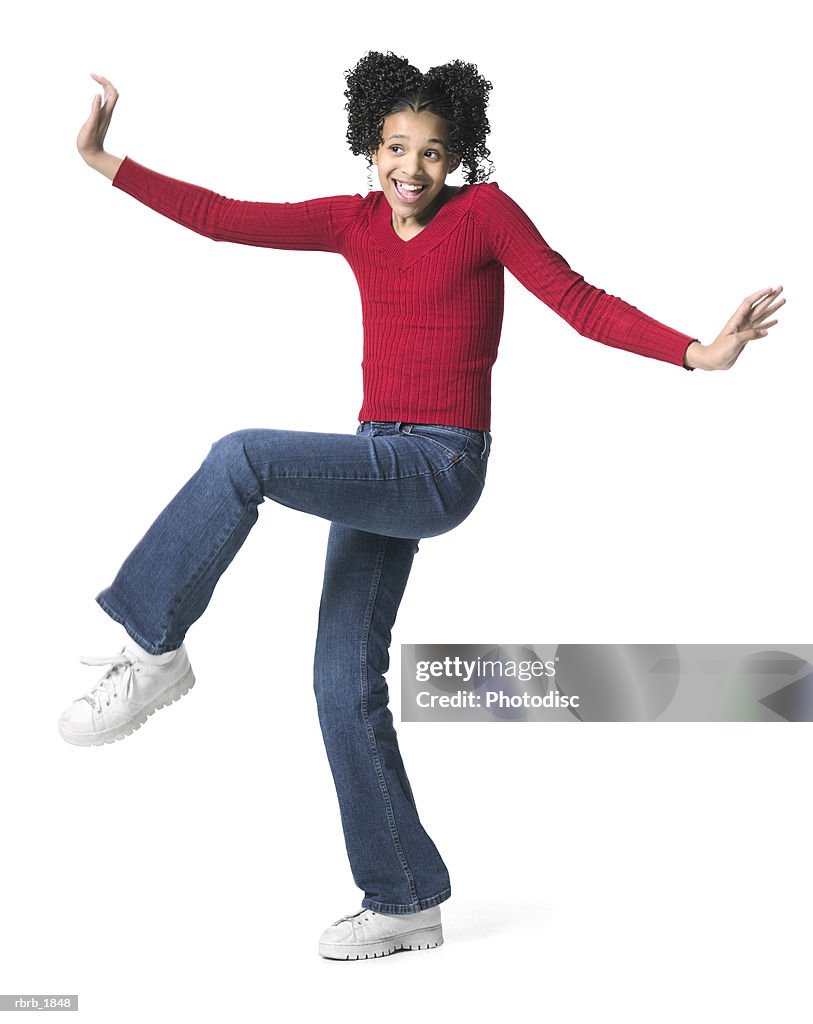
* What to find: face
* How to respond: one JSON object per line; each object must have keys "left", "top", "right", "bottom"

{"left": 370, "top": 109, "right": 462, "bottom": 217}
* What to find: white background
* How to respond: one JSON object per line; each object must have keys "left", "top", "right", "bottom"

{"left": 2, "top": 0, "right": 810, "bottom": 1020}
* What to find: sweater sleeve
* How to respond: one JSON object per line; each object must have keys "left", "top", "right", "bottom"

{"left": 472, "top": 183, "right": 697, "bottom": 370}
{"left": 110, "top": 156, "right": 364, "bottom": 253}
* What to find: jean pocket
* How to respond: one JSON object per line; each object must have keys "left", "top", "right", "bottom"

{"left": 405, "top": 428, "right": 489, "bottom": 489}
{"left": 460, "top": 451, "right": 487, "bottom": 487}
{"left": 412, "top": 436, "right": 470, "bottom": 471}
{"left": 402, "top": 424, "right": 473, "bottom": 459}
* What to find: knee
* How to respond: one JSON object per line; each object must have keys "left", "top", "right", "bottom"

{"left": 313, "top": 653, "right": 343, "bottom": 698}
{"left": 205, "top": 431, "right": 262, "bottom": 494}
{"left": 313, "top": 646, "right": 359, "bottom": 712}
{"left": 208, "top": 430, "right": 252, "bottom": 462}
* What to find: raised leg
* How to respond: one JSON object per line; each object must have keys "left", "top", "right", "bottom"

{"left": 96, "top": 424, "right": 485, "bottom": 655}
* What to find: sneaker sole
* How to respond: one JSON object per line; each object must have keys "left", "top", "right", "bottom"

{"left": 59, "top": 668, "right": 196, "bottom": 747}
{"left": 318, "top": 925, "right": 443, "bottom": 960}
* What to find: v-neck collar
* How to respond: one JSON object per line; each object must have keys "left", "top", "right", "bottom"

{"left": 368, "top": 184, "right": 476, "bottom": 269}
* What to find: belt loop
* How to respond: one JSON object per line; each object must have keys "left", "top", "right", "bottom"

{"left": 480, "top": 431, "right": 488, "bottom": 460}
{"left": 395, "top": 420, "right": 403, "bottom": 433}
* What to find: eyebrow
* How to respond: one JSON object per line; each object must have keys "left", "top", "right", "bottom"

{"left": 385, "top": 134, "right": 448, "bottom": 149}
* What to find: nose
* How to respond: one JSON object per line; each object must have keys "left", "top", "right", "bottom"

{"left": 403, "top": 154, "right": 425, "bottom": 179}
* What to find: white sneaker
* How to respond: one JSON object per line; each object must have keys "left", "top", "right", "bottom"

{"left": 58, "top": 643, "right": 195, "bottom": 746}
{"left": 318, "top": 905, "right": 443, "bottom": 960}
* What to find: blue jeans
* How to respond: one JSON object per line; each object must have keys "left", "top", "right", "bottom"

{"left": 96, "top": 420, "right": 492, "bottom": 914}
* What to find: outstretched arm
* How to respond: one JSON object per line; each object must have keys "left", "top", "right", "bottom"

{"left": 77, "top": 74, "right": 361, "bottom": 252}
{"left": 474, "top": 184, "right": 785, "bottom": 372}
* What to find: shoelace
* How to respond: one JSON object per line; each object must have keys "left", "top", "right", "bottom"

{"left": 330, "top": 909, "right": 376, "bottom": 928}
{"left": 78, "top": 648, "right": 138, "bottom": 713}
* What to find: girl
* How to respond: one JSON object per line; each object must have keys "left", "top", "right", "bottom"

{"left": 60, "top": 51, "right": 784, "bottom": 960}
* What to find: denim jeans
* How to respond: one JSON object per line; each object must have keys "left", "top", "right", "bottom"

{"left": 96, "top": 420, "right": 492, "bottom": 914}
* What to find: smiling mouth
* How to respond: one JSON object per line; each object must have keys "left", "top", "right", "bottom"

{"left": 393, "top": 179, "right": 427, "bottom": 201}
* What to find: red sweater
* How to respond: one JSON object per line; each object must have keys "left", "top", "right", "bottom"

{"left": 111, "top": 157, "right": 696, "bottom": 430}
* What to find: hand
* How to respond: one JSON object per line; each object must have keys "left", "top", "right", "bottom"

{"left": 77, "top": 73, "right": 119, "bottom": 164}
{"left": 685, "top": 286, "right": 785, "bottom": 370}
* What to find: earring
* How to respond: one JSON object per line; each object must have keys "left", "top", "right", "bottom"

{"left": 366, "top": 164, "right": 373, "bottom": 191}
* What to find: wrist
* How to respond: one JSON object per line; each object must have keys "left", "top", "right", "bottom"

{"left": 683, "top": 340, "right": 705, "bottom": 370}
{"left": 81, "top": 150, "right": 124, "bottom": 181}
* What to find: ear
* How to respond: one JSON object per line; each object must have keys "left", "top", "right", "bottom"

{"left": 370, "top": 149, "right": 378, "bottom": 166}
{"left": 449, "top": 153, "right": 462, "bottom": 174}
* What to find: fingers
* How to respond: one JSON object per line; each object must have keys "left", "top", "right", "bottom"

{"left": 737, "top": 326, "right": 771, "bottom": 343}
{"left": 760, "top": 297, "right": 785, "bottom": 315}
{"left": 714, "top": 289, "right": 784, "bottom": 368}
{"left": 750, "top": 288, "right": 785, "bottom": 329}
{"left": 749, "top": 285, "right": 784, "bottom": 314}
{"left": 733, "top": 286, "right": 785, "bottom": 333}
{"left": 753, "top": 302, "right": 784, "bottom": 326}
{"left": 90, "top": 73, "right": 119, "bottom": 107}
{"left": 82, "top": 74, "right": 118, "bottom": 152}
{"left": 723, "top": 290, "right": 769, "bottom": 333}
{"left": 741, "top": 286, "right": 775, "bottom": 308}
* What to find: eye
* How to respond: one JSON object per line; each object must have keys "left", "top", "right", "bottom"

{"left": 387, "top": 145, "right": 442, "bottom": 159}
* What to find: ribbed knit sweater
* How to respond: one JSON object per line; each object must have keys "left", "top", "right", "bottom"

{"left": 111, "top": 157, "right": 697, "bottom": 430}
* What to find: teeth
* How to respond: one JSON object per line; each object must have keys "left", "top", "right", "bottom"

{"left": 396, "top": 181, "right": 424, "bottom": 192}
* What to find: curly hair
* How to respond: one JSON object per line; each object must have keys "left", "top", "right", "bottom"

{"left": 344, "top": 50, "right": 495, "bottom": 184}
